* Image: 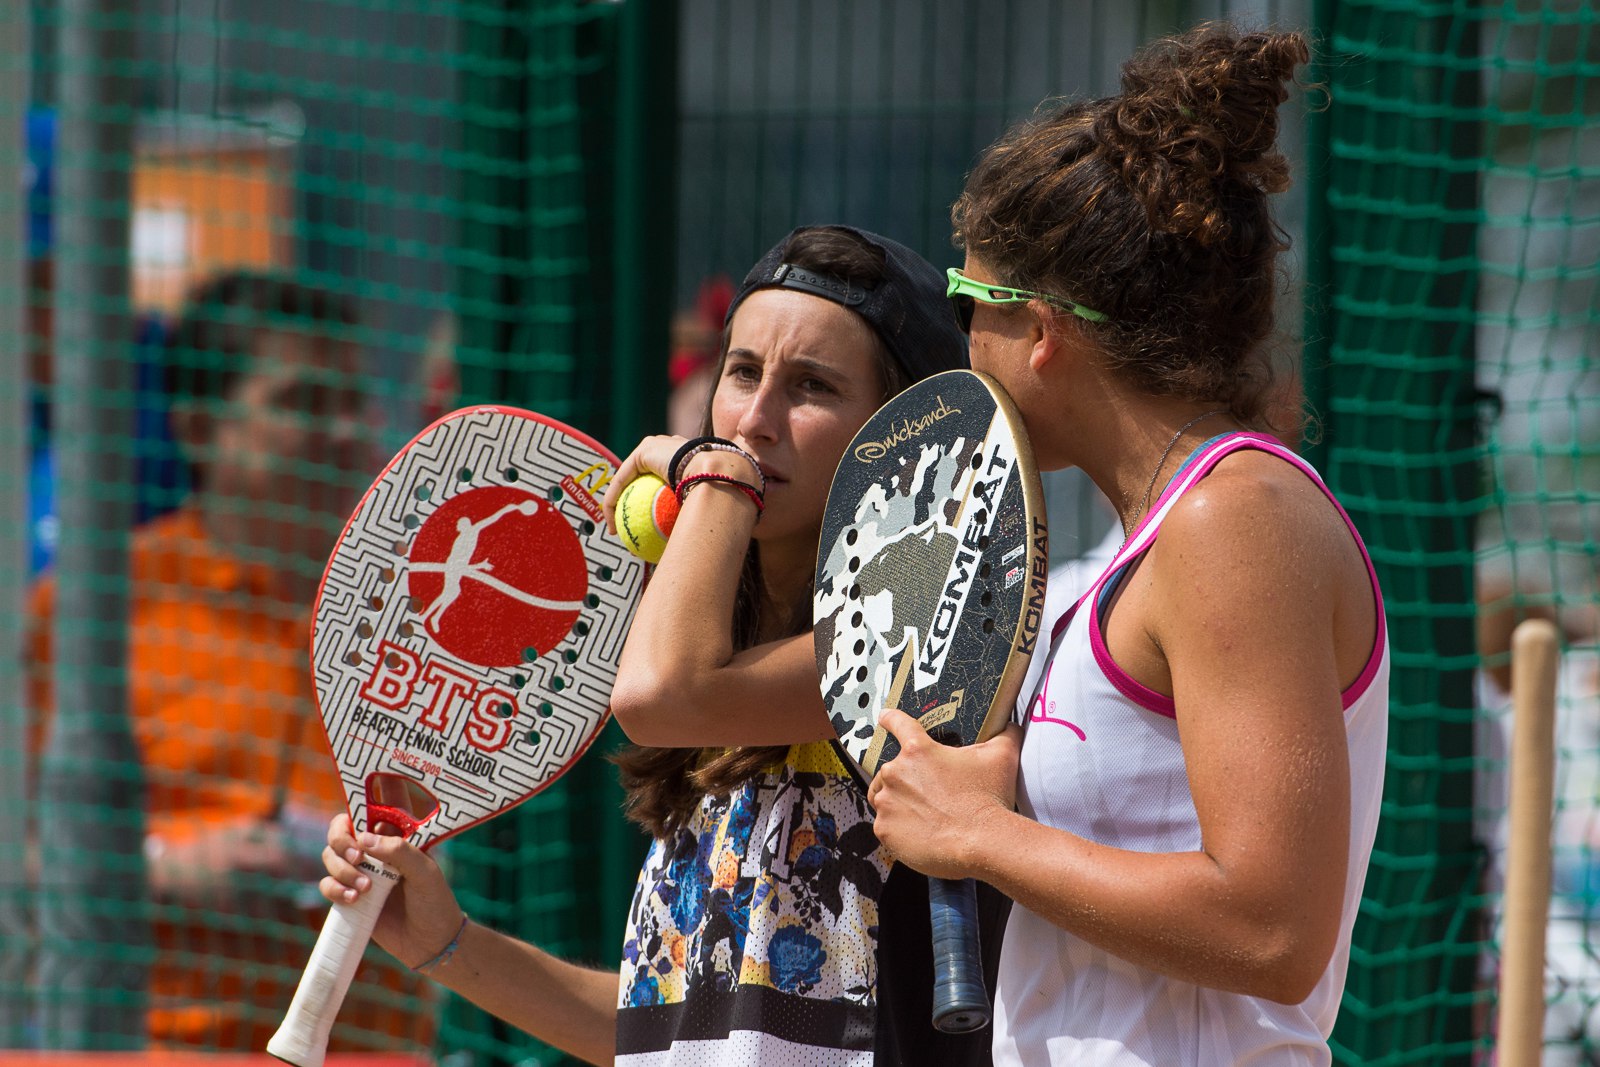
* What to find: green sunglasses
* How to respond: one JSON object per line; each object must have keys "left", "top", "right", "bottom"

{"left": 945, "top": 267, "right": 1107, "bottom": 331}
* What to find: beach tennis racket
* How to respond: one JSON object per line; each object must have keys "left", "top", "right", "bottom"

{"left": 814, "top": 369, "right": 1047, "bottom": 1034}
{"left": 268, "top": 406, "right": 645, "bottom": 1067}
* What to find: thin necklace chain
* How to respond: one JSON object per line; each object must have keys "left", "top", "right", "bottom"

{"left": 1122, "top": 408, "right": 1228, "bottom": 543}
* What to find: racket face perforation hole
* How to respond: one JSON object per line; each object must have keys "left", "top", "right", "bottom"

{"left": 526, "top": 728, "right": 541, "bottom": 744}
{"left": 551, "top": 677, "right": 567, "bottom": 692}
{"left": 855, "top": 666, "right": 867, "bottom": 682}
{"left": 574, "top": 621, "right": 590, "bottom": 637}
{"left": 982, "top": 617, "right": 994, "bottom": 634}
{"left": 522, "top": 647, "right": 538, "bottom": 663}
{"left": 548, "top": 486, "right": 564, "bottom": 502}
{"left": 980, "top": 590, "right": 992, "bottom": 607}
{"left": 503, "top": 467, "right": 519, "bottom": 482}
{"left": 563, "top": 649, "right": 578, "bottom": 663}
{"left": 409, "top": 595, "right": 425, "bottom": 612}
{"left": 853, "top": 639, "right": 865, "bottom": 655}
{"left": 497, "top": 701, "right": 514, "bottom": 718}
{"left": 851, "top": 611, "right": 863, "bottom": 627}
{"left": 584, "top": 594, "right": 600, "bottom": 608}
{"left": 392, "top": 538, "right": 407, "bottom": 554}
{"left": 582, "top": 520, "right": 596, "bottom": 536}
{"left": 343, "top": 650, "right": 363, "bottom": 667}
{"left": 599, "top": 565, "right": 613, "bottom": 581}
{"left": 978, "top": 563, "right": 991, "bottom": 579}
{"left": 398, "top": 621, "right": 415, "bottom": 639}
{"left": 845, "top": 528, "right": 858, "bottom": 545}
{"left": 403, "top": 514, "right": 420, "bottom": 530}
{"left": 356, "top": 620, "right": 374, "bottom": 639}
{"left": 512, "top": 673, "right": 528, "bottom": 688}
{"left": 537, "top": 702, "right": 553, "bottom": 718}
{"left": 970, "top": 451, "right": 981, "bottom": 469}
{"left": 414, "top": 484, "right": 432, "bottom": 501}
{"left": 385, "top": 651, "right": 404, "bottom": 669}
{"left": 857, "top": 692, "right": 871, "bottom": 709}
{"left": 379, "top": 567, "right": 396, "bottom": 583}
{"left": 457, "top": 467, "right": 473, "bottom": 482}
{"left": 848, "top": 556, "right": 860, "bottom": 573}
{"left": 368, "top": 594, "right": 384, "bottom": 610}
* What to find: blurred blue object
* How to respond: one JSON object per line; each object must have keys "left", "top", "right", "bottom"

{"left": 27, "top": 107, "right": 52, "bottom": 258}
{"left": 25, "top": 107, "right": 186, "bottom": 574}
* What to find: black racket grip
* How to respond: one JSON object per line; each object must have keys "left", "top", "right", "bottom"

{"left": 929, "top": 875, "right": 990, "bottom": 1033}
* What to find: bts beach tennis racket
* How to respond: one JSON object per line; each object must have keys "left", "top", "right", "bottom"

{"left": 814, "top": 368, "right": 1047, "bottom": 1034}
{"left": 268, "top": 406, "right": 645, "bottom": 1067}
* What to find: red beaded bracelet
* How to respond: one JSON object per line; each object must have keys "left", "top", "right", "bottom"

{"left": 668, "top": 436, "right": 767, "bottom": 496}
{"left": 675, "top": 471, "right": 765, "bottom": 515}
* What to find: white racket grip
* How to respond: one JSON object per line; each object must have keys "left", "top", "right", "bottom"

{"left": 268, "top": 856, "right": 400, "bottom": 1067}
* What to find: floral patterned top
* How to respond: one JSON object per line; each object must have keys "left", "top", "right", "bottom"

{"left": 616, "top": 740, "right": 889, "bottom": 1066}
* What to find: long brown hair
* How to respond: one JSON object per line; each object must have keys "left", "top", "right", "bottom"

{"left": 951, "top": 24, "right": 1310, "bottom": 437}
{"left": 614, "top": 227, "right": 910, "bottom": 839}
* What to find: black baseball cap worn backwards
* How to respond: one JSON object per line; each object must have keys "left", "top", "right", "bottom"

{"left": 724, "top": 225, "right": 970, "bottom": 385}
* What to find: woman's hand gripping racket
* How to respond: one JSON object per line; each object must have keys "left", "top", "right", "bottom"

{"left": 814, "top": 369, "right": 1046, "bottom": 1034}
{"left": 268, "top": 406, "right": 645, "bottom": 1067}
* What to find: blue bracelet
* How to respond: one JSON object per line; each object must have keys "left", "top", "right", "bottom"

{"left": 413, "top": 914, "right": 469, "bottom": 974}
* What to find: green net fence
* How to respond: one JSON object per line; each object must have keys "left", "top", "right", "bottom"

{"left": 3, "top": 0, "right": 1599, "bottom": 1065}
{"left": 1308, "top": 1, "right": 1600, "bottom": 1063}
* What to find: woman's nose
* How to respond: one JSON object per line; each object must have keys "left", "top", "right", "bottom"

{"left": 736, "top": 383, "right": 781, "bottom": 444}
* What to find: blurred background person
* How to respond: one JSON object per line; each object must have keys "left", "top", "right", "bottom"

{"left": 26, "top": 269, "right": 436, "bottom": 1053}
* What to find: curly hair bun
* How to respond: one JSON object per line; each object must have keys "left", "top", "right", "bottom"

{"left": 1096, "top": 25, "right": 1309, "bottom": 246}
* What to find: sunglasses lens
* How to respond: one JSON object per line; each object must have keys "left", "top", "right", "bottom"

{"left": 950, "top": 294, "right": 974, "bottom": 333}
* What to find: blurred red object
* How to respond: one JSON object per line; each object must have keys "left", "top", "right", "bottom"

{"left": 667, "top": 275, "right": 733, "bottom": 387}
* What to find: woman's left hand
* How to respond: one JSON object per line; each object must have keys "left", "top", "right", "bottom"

{"left": 867, "top": 708, "right": 1023, "bottom": 880}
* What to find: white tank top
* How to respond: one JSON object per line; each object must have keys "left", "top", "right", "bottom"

{"left": 992, "top": 433, "right": 1390, "bottom": 1067}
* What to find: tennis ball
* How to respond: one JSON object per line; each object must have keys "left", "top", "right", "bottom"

{"left": 616, "top": 473, "right": 679, "bottom": 564}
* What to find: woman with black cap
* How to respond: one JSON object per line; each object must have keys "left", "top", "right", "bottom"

{"left": 317, "top": 225, "right": 993, "bottom": 1066}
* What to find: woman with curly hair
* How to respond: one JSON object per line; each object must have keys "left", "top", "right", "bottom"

{"left": 867, "top": 26, "right": 1389, "bottom": 1065}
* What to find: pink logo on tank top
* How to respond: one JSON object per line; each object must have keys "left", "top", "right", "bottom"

{"left": 1030, "top": 663, "right": 1086, "bottom": 740}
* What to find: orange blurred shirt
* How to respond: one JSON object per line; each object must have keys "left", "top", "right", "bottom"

{"left": 27, "top": 506, "right": 433, "bottom": 1052}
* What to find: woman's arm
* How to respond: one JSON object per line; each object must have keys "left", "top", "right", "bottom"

{"left": 870, "top": 468, "right": 1366, "bottom": 1004}
{"left": 322, "top": 815, "right": 619, "bottom": 1065}
{"left": 601, "top": 436, "right": 834, "bottom": 747}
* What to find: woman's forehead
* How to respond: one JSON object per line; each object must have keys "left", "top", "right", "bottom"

{"left": 725, "top": 288, "right": 879, "bottom": 370}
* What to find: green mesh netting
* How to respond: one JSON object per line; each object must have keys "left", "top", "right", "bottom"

{"left": 1309, "top": 1, "right": 1600, "bottom": 1064}
{"left": 5, "top": 1, "right": 1599, "bottom": 1066}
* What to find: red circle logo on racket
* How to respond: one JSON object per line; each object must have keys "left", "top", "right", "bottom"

{"left": 406, "top": 484, "right": 589, "bottom": 668}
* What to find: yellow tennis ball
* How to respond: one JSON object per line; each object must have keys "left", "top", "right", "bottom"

{"left": 616, "top": 473, "right": 679, "bottom": 564}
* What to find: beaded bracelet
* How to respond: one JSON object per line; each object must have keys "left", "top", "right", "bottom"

{"left": 668, "top": 436, "right": 766, "bottom": 495}
{"left": 413, "top": 913, "right": 469, "bottom": 974}
{"left": 676, "top": 472, "right": 765, "bottom": 516}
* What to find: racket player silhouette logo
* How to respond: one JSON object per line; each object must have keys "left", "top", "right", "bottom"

{"left": 407, "top": 485, "right": 588, "bottom": 667}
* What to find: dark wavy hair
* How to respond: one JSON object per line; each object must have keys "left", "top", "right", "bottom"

{"left": 613, "top": 227, "right": 909, "bottom": 839}
{"left": 951, "top": 24, "right": 1310, "bottom": 436}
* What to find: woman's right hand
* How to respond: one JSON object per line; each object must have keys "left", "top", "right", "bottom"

{"left": 602, "top": 434, "right": 687, "bottom": 534}
{"left": 320, "top": 811, "right": 464, "bottom": 972}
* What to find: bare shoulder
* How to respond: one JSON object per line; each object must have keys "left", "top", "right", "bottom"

{"left": 1157, "top": 450, "right": 1357, "bottom": 571}
{"left": 1149, "top": 449, "right": 1376, "bottom": 682}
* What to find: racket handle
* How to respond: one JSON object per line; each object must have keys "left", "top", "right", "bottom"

{"left": 929, "top": 875, "right": 990, "bottom": 1034}
{"left": 268, "top": 856, "right": 400, "bottom": 1067}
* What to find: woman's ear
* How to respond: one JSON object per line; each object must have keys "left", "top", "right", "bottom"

{"left": 1027, "top": 300, "right": 1063, "bottom": 372}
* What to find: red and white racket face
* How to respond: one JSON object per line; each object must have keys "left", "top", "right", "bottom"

{"left": 310, "top": 405, "right": 644, "bottom": 849}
